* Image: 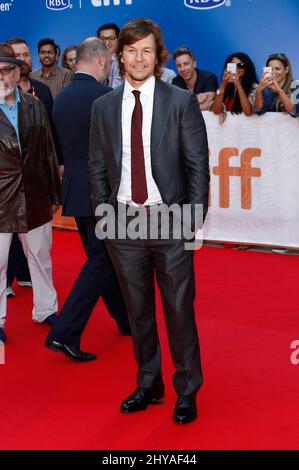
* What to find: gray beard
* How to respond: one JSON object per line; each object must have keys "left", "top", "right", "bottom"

{"left": 0, "top": 81, "right": 16, "bottom": 103}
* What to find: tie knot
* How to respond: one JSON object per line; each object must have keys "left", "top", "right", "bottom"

{"left": 132, "top": 89, "right": 141, "bottom": 100}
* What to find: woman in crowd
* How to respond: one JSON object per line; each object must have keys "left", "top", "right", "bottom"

{"left": 212, "top": 52, "right": 258, "bottom": 123}
{"left": 61, "top": 45, "right": 77, "bottom": 71}
{"left": 254, "top": 53, "right": 295, "bottom": 115}
{"left": 255, "top": 53, "right": 297, "bottom": 254}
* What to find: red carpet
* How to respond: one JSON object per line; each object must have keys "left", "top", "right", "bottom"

{"left": 1, "top": 231, "right": 299, "bottom": 450}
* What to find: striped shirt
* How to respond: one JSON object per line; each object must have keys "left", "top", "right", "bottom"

{"left": 30, "top": 66, "right": 73, "bottom": 98}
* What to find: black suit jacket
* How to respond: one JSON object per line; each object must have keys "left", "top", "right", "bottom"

{"left": 27, "top": 77, "right": 63, "bottom": 165}
{"left": 89, "top": 78, "right": 210, "bottom": 226}
{"left": 52, "top": 73, "right": 111, "bottom": 216}
{"left": 29, "top": 78, "right": 53, "bottom": 118}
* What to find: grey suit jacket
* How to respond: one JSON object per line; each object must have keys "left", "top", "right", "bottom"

{"left": 89, "top": 77, "right": 210, "bottom": 226}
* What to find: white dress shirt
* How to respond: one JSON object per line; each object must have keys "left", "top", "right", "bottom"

{"left": 117, "top": 75, "right": 163, "bottom": 206}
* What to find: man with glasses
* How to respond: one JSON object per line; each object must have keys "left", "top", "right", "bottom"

{"left": 7, "top": 38, "right": 54, "bottom": 136}
{"left": 4, "top": 37, "right": 63, "bottom": 299}
{"left": 172, "top": 46, "right": 218, "bottom": 111}
{"left": 97, "top": 23, "right": 123, "bottom": 89}
{"left": 0, "top": 43, "right": 61, "bottom": 343}
{"left": 4, "top": 37, "right": 54, "bottom": 298}
{"left": 31, "top": 38, "right": 73, "bottom": 98}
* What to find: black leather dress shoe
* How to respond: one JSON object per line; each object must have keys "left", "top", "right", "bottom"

{"left": 173, "top": 395, "right": 197, "bottom": 424}
{"left": 45, "top": 339, "right": 97, "bottom": 362}
{"left": 120, "top": 385, "right": 165, "bottom": 413}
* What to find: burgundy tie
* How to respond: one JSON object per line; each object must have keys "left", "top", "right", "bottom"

{"left": 131, "top": 90, "right": 148, "bottom": 204}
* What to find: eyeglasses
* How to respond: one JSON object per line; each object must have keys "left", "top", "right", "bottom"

{"left": 0, "top": 65, "right": 17, "bottom": 76}
{"left": 39, "top": 50, "right": 55, "bottom": 56}
{"left": 236, "top": 62, "right": 246, "bottom": 69}
{"left": 99, "top": 35, "right": 117, "bottom": 44}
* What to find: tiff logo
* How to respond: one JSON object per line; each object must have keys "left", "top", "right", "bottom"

{"left": 212, "top": 148, "right": 261, "bottom": 209}
{"left": 90, "top": 0, "right": 133, "bottom": 6}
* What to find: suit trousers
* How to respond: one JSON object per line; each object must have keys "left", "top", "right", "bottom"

{"left": 0, "top": 222, "right": 58, "bottom": 328}
{"left": 104, "top": 209, "right": 203, "bottom": 396}
{"left": 46, "top": 216, "right": 129, "bottom": 347}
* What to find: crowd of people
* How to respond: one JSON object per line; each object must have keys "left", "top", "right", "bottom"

{"left": 7, "top": 22, "right": 299, "bottom": 118}
{"left": 0, "top": 18, "right": 298, "bottom": 425}
{"left": 61, "top": 25, "right": 299, "bottom": 121}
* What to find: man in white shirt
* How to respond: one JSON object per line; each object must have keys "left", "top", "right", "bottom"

{"left": 89, "top": 18, "right": 209, "bottom": 424}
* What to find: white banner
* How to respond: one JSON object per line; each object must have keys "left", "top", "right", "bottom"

{"left": 203, "top": 112, "right": 299, "bottom": 247}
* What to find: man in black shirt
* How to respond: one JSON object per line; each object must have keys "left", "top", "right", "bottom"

{"left": 172, "top": 46, "right": 218, "bottom": 111}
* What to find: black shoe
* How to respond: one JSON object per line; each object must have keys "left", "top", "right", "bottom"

{"left": 173, "top": 395, "right": 197, "bottom": 424}
{"left": 45, "top": 339, "right": 97, "bottom": 362}
{"left": 120, "top": 385, "right": 165, "bottom": 413}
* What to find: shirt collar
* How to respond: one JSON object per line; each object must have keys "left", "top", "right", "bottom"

{"left": 123, "top": 74, "right": 156, "bottom": 100}
{"left": 39, "top": 66, "right": 58, "bottom": 77}
{"left": 75, "top": 70, "right": 97, "bottom": 80}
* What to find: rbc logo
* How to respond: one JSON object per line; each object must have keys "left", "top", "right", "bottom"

{"left": 46, "top": 0, "right": 70, "bottom": 10}
{"left": 184, "top": 0, "right": 228, "bottom": 10}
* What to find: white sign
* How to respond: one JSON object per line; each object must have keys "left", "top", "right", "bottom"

{"left": 203, "top": 112, "right": 299, "bottom": 247}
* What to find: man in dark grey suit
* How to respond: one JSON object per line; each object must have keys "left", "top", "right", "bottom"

{"left": 45, "top": 38, "right": 130, "bottom": 362}
{"left": 89, "top": 19, "right": 209, "bottom": 423}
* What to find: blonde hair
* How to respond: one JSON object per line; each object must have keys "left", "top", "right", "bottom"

{"left": 266, "top": 53, "right": 293, "bottom": 111}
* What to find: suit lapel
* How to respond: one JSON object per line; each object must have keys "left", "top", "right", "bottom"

{"left": 151, "top": 78, "right": 171, "bottom": 163}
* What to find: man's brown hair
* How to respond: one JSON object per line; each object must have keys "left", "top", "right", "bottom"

{"left": 116, "top": 18, "right": 168, "bottom": 78}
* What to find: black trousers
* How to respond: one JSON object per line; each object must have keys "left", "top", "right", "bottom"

{"left": 105, "top": 210, "right": 203, "bottom": 396}
{"left": 7, "top": 234, "right": 31, "bottom": 286}
{"left": 46, "top": 216, "right": 129, "bottom": 347}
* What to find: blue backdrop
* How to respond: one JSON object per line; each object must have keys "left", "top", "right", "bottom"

{"left": 0, "top": 0, "right": 298, "bottom": 81}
